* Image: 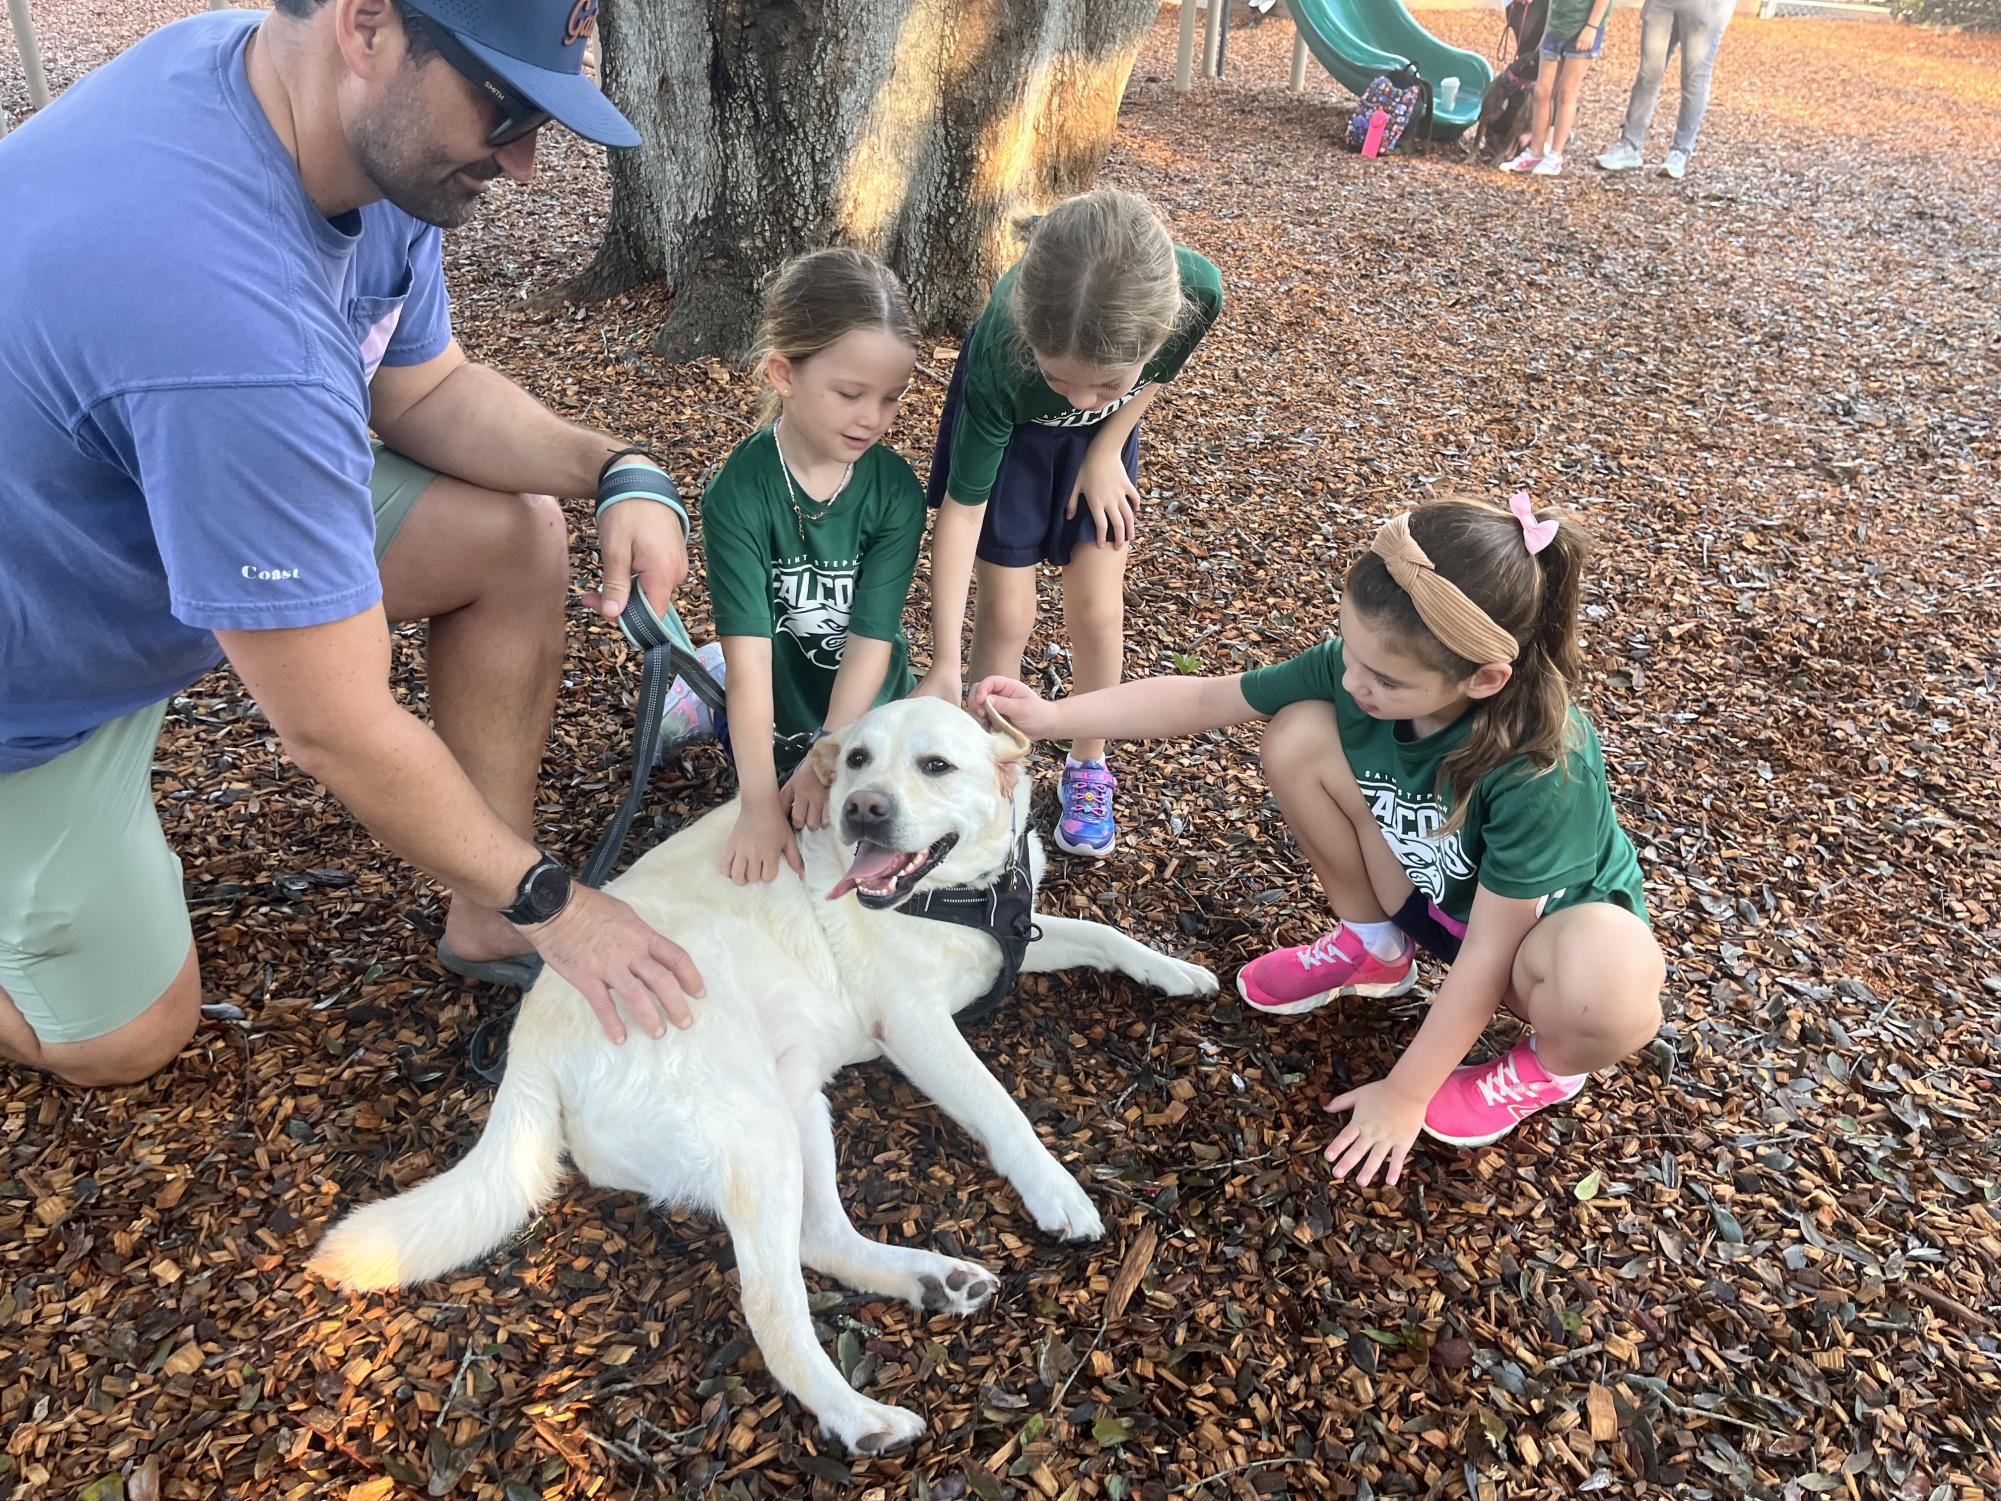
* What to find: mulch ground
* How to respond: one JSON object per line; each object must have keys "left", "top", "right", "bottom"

{"left": 6, "top": 5, "right": 2001, "bottom": 1499}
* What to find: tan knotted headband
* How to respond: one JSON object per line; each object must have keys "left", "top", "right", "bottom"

{"left": 1370, "top": 513, "right": 1519, "bottom": 664}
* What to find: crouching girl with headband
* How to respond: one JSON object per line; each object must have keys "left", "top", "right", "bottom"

{"left": 974, "top": 494, "right": 1664, "bottom": 1184}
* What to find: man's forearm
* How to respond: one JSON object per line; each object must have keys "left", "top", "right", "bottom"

{"left": 373, "top": 360, "right": 627, "bottom": 500}
{"left": 287, "top": 704, "right": 544, "bottom": 911}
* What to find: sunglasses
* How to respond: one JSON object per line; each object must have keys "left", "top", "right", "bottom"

{"left": 403, "top": 11, "right": 553, "bottom": 147}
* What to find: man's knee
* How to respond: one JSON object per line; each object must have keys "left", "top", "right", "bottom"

{"left": 47, "top": 949, "right": 203, "bottom": 1088}
{"left": 513, "top": 491, "right": 570, "bottom": 585}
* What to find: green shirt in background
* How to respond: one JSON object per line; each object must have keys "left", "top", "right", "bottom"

{"left": 1240, "top": 639, "right": 1648, "bottom": 927}
{"left": 942, "top": 246, "right": 1225, "bottom": 507}
{"left": 1546, "top": 0, "right": 1606, "bottom": 41}
{"left": 703, "top": 428, "right": 924, "bottom": 771}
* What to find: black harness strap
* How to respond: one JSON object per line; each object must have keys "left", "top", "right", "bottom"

{"left": 894, "top": 827, "right": 1039, "bottom": 1026}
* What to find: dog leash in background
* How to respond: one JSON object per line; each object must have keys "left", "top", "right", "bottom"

{"left": 466, "top": 567, "right": 726, "bottom": 1084}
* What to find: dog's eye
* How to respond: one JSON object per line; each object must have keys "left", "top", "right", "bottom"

{"left": 845, "top": 748, "right": 870, "bottom": 770}
{"left": 918, "top": 756, "right": 955, "bottom": 777}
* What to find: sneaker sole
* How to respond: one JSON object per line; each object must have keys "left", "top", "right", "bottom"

{"left": 1420, "top": 1120, "right": 1516, "bottom": 1148}
{"left": 1234, "top": 964, "right": 1417, "bottom": 1016}
{"left": 1052, "top": 828, "right": 1115, "bottom": 857}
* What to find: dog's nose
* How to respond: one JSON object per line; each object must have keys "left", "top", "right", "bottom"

{"left": 843, "top": 789, "right": 893, "bottom": 828}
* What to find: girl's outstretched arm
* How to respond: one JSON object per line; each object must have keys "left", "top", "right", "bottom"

{"left": 972, "top": 672, "right": 1262, "bottom": 743}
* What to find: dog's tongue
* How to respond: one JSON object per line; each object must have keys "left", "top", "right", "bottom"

{"left": 828, "top": 841, "right": 908, "bottom": 900}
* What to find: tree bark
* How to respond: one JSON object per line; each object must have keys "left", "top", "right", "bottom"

{"left": 577, "top": 0, "right": 1162, "bottom": 360}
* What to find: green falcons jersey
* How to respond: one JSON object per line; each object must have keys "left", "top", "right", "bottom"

{"left": 703, "top": 428, "right": 924, "bottom": 769}
{"left": 941, "top": 246, "right": 1224, "bottom": 507}
{"left": 1240, "top": 638, "right": 1648, "bottom": 927}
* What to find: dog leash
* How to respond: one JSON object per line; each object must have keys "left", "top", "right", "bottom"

{"left": 466, "top": 552, "right": 726, "bottom": 1084}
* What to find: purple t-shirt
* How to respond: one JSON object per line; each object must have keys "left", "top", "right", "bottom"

{"left": 0, "top": 12, "right": 452, "bottom": 772}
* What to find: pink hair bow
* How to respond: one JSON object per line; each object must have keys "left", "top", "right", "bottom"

{"left": 1510, "top": 491, "right": 1558, "bottom": 555}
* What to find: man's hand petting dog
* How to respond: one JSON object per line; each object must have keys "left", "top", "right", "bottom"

{"left": 516, "top": 883, "right": 705, "bottom": 1042}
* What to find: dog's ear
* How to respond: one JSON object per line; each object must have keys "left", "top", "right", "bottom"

{"left": 805, "top": 728, "right": 846, "bottom": 789}
{"left": 982, "top": 702, "right": 1031, "bottom": 799}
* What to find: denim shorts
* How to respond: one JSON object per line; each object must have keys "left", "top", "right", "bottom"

{"left": 1541, "top": 21, "right": 1607, "bottom": 59}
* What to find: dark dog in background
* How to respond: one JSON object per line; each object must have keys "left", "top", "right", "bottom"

{"left": 1469, "top": 0, "right": 1550, "bottom": 163}
{"left": 1473, "top": 55, "right": 1541, "bottom": 163}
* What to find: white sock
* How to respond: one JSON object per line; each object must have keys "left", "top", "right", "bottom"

{"left": 1065, "top": 754, "right": 1106, "bottom": 770}
{"left": 1530, "top": 1036, "right": 1589, "bottom": 1093}
{"left": 1341, "top": 919, "right": 1408, "bottom": 962}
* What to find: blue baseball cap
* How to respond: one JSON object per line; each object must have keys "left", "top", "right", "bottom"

{"left": 403, "top": 0, "right": 641, "bottom": 148}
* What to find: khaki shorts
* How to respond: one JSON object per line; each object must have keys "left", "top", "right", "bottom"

{"left": 0, "top": 445, "right": 437, "bottom": 1044}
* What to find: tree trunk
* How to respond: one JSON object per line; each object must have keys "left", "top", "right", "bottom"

{"left": 578, "top": 0, "right": 1162, "bottom": 360}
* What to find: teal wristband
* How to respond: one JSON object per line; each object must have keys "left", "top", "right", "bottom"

{"left": 596, "top": 463, "right": 689, "bottom": 533}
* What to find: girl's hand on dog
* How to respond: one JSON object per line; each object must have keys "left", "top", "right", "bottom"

{"left": 912, "top": 667, "right": 964, "bottom": 707}
{"left": 723, "top": 799, "right": 805, "bottom": 885}
{"left": 783, "top": 757, "right": 830, "bottom": 832}
{"left": 1322, "top": 1078, "right": 1428, "bottom": 1188}
{"left": 969, "top": 677, "right": 1054, "bottom": 737}
{"left": 1065, "top": 448, "right": 1140, "bottom": 549}
{"left": 520, "top": 884, "right": 706, "bottom": 1043}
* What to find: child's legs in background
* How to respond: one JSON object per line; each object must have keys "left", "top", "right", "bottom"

{"left": 1550, "top": 52, "right": 1596, "bottom": 156}
{"left": 1059, "top": 543, "right": 1128, "bottom": 763}
{"left": 967, "top": 561, "right": 1039, "bottom": 686}
{"left": 1504, "top": 902, "right": 1664, "bottom": 1075}
{"left": 1260, "top": 701, "right": 1414, "bottom": 924}
{"left": 1526, "top": 55, "right": 1562, "bottom": 153}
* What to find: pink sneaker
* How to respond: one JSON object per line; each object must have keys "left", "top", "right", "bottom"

{"left": 1235, "top": 926, "right": 1415, "bottom": 1016}
{"left": 1423, "top": 1040, "right": 1582, "bottom": 1147}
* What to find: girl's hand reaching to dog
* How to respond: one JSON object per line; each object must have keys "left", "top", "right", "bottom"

{"left": 722, "top": 796, "right": 804, "bottom": 885}
{"left": 969, "top": 677, "right": 1057, "bottom": 738}
{"left": 782, "top": 755, "right": 830, "bottom": 832}
{"left": 1322, "top": 1077, "right": 1429, "bottom": 1188}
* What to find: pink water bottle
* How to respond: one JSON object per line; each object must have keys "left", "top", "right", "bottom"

{"left": 1361, "top": 107, "right": 1390, "bottom": 158}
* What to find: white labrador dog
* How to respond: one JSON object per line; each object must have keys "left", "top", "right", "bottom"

{"left": 312, "top": 697, "right": 1216, "bottom": 1453}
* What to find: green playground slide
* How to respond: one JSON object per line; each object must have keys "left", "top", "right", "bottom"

{"left": 1285, "top": 0, "right": 1494, "bottom": 141}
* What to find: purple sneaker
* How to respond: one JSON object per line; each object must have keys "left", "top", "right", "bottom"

{"left": 1055, "top": 759, "right": 1116, "bottom": 856}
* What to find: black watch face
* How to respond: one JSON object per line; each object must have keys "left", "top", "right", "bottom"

{"left": 519, "top": 861, "right": 570, "bottom": 923}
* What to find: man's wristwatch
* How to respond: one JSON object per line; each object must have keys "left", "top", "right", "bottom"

{"left": 500, "top": 852, "right": 573, "bottom": 927}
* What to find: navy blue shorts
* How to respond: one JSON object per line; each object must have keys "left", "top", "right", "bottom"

{"left": 1392, "top": 890, "right": 1466, "bottom": 964}
{"left": 925, "top": 342, "right": 1141, "bottom": 570}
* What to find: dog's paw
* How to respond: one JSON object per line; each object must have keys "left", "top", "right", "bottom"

{"left": 1169, "top": 960, "right": 1219, "bottom": 998}
{"left": 1022, "top": 1171, "right": 1105, "bottom": 1242}
{"left": 822, "top": 1396, "right": 926, "bottom": 1457}
{"left": 912, "top": 1256, "right": 1000, "bottom": 1317}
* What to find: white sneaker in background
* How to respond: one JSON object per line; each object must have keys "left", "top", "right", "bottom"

{"left": 1531, "top": 152, "right": 1566, "bottom": 176}
{"left": 1662, "top": 149, "right": 1689, "bottom": 180}
{"left": 1596, "top": 141, "right": 1644, "bottom": 171}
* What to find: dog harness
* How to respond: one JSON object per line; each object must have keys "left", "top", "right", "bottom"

{"left": 897, "top": 825, "right": 1038, "bottom": 1025}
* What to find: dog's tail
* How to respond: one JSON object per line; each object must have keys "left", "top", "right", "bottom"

{"left": 310, "top": 1045, "right": 564, "bottom": 1292}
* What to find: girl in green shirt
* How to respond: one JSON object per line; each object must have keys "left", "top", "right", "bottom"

{"left": 1500, "top": 0, "right": 1614, "bottom": 175}
{"left": 692, "top": 249, "right": 927, "bottom": 885}
{"left": 918, "top": 189, "right": 1223, "bottom": 861}
{"left": 973, "top": 495, "right": 1664, "bottom": 1180}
